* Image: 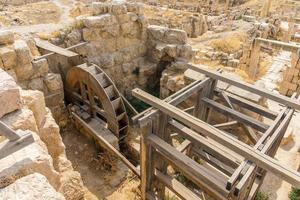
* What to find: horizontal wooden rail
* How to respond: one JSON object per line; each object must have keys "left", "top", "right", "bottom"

{"left": 188, "top": 64, "right": 300, "bottom": 110}
{"left": 154, "top": 169, "right": 202, "bottom": 200}
{"left": 202, "top": 97, "right": 269, "bottom": 132}
{"left": 148, "top": 134, "right": 229, "bottom": 199}
{"left": 132, "top": 88, "right": 300, "bottom": 188}
{"left": 214, "top": 89, "right": 278, "bottom": 119}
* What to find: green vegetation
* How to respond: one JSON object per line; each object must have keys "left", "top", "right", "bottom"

{"left": 289, "top": 188, "right": 300, "bottom": 200}
{"left": 255, "top": 191, "right": 269, "bottom": 200}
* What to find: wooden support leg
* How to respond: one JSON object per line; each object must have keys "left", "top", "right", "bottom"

{"left": 140, "top": 122, "right": 153, "bottom": 200}
{"left": 248, "top": 40, "right": 261, "bottom": 80}
{"left": 194, "top": 79, "right": 212, "bottom": 121}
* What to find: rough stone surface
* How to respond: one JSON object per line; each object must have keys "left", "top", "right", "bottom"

{"left": 0, "top": 131, "right": 60, "bottom": 189}
{"left": 0, "top": 31, "right": 14, "bottom": 45}
{"left": 0, "top": 46, "right": 17, "bottom": 70}
{"left": 0, "top": 173, "right": 65, "bottom": 200}
{"left": 21, "top": 90, "right": 46, "bottom": 127}
{"left": 0, "top": 70, "right": 21, "bottom": 118}
{"left": 44, "top": 73, "right": 63, "bottom": 92}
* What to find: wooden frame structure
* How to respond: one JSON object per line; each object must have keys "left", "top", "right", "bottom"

{"left": 0, "top": 121, "right": 34, "bottom": 160}
{"left": 132, "top": 64, "right": 300, "bottom": 200}
{"left": 248, "top": 37, "right": 300, "bottom": 79}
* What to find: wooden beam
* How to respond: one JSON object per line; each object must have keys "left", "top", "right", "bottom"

{"left": 0, "top": 121, "right": 21, "bottom": 141}
{"left": 213, "top": 121, "right": 239, "bottom": 130}
{"left": 132, "top": 88, "right": 300, "bottom": 188}
{"left": 0, "top": 131, "right": 34, "bottom": 159}
{"left": 215, "top": 89, "right": 278, "bottom": 120}
{"left": 255, "top": 38, "right": 300, "bottom": 53}
{"left": 202, "top": 97, "right": 269, "bottom": 132}
{"left": 169, "top": 120, "right": 241, "bottom": 168}
{"left": 188, "top": 65, "right": 300, "bottom": 111}
{"left": 72, "top": 112, "right": 140, "bottom": 176}
{"left": 34, "top": 42, "right": 87, "bottom": 60}
{"left": 154, "top": 169, "right": 202, "bottom": 200}
{"left": 133, "top": 78, "right": 211, "bottom": 127}
{"left": 148, "top": 134, "right": 229, "bottom": 199}
{"left": 34, "top": 38, "right": 78, "bottom": 58}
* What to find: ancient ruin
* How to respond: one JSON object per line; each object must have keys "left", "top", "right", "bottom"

{"left": 1, "top": 0, "right": 300, "bottom": 200}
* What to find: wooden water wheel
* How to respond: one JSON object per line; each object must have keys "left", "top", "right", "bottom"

{"left": 66, "top": 63, "right": 129, "bottom": 141}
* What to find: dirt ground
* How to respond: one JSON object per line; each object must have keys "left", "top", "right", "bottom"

{"left": 61, "top": 123, "right": 141, "bottom": 200}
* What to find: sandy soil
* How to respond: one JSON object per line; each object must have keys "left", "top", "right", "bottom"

{"left": 61, "top": 123, "right": 140, "bottom": 200}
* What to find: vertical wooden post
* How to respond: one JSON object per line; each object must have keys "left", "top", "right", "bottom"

{"left": 261, "top": 0, "right": 272, "bottom": 18}
{"left": 153, "top": 113, "right": 171, "bottom": 199}
{"left": 140, "top": 121, "right": 153, "bottom": 200}
{"left": 248, "top": 39, "right": 261, "bottom": 80}
{"left": 194, "top": 79, "right": 211, "bottom": 121}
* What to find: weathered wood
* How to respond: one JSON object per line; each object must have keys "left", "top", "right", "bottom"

{"left": 34, "top": 42, "right": 87, "bottom": 60}
{"left": 188, "top": 64, "right": 300, "bottom": 111}
{"left": 72, "top": 112, "right": 140, "bottom": 176}
{"left": 169, "top": 120, "right": 242, "bottom": 168}
{"left": 176, "top": 139, "right": 192, "bottom": 153}
{"left": 0, "top": 131, "right": 34, "bottom": 159}
{"left": 215, "top": 89, "right": 277, "bottom": 119}
{"left": 256, "top": 38, "right": 300, "bottom": 53}
{"left": 133, "top": 78, "right": 211, "bottom": 127}
{"left": 140, "top": 122, "right": 153, "bottom": 200}
{"left": 34, "top": 38, "right": 78, "bottom": 57}
{"left": 0, "top": 121, "right": 21, "bottom": 141}
{"left": 213, "top": 121, "right": 239, "bottom": 130}
{"left": 154, "top": 169, "right": 202, "bottom": 200}
{"left": 132, "top": 88, "right": 300, "bottom": 188}
{"left": 202, "top": 97, "right": 269, "bottom": 132}
{"left": 148, "top": 134, "right": 229, "bottom": 200}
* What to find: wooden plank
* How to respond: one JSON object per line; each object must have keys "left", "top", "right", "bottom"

{"left": 215, "top": 89, "right": 277, "bottom": 119}
{"left": 140, "top": 122, "right": 153, "bottom": 200}
{"left": 234, "top": 108, "right": 294, "bottom": 196}
{"left": 226, "top": 108, "right": 287, "bottom": 190}
{"left": 176, "top": 139, "right": 192, "bottom": 153}
{"left": 213, "top": 121, "right": 239, "bottom": 130}
{"left": 71, "top": 112, "right": 140, "bottom": 176}
{"left": 148, "top": 134, "right": 229, "bottom": 199}
{"left": 133, "top": 78, "right": 211, "bottom": 127}
{"left": 220, "top": 92, "right": 258, "bottom": 143}
{"left": 0, "top": 121, "right": 21, "bottom": 141}
{"left": 34, "top": 42, "right": 87, "bottom": 60}
{"left": 202, "top": 97, "right": 269, "bottom": 132}
{"left": 256, "top": 37, "right": 300, "bottom": 53}
{"left": 132, "top": 88, "right": 300, "bottom": 188}
{"left": 0, "top": 131, "right": 34, "bottom": 159}
{"left": 154, "top": 169, "right": 202, "bottom": 200}
{"left": 188, "top": 65, "right": 300, "bottom": 111}
{"left": 34, "top": 38, "right": 78, "bottom": 57}
{"left": 169, "top": 120, "right": 241, "bottom": 168}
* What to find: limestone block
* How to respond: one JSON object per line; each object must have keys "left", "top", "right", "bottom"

{"left": 0, "top": 46, "right": 17, "bottom": 70}
{"left": 148, "top": 25, "right": 187, "bottom": 45}
{"left": 92, "top": 2, "right": 109, "bottom": 15}
{"left": 39, "top": 109, "right": 65, "bottom": 162}
{"left": 58, "top": 170, "right": 84, "bottom": 200}
{"left": 0, "top": 31, "right": 14, "bottom": 45}
{"left": 0, "top": 70, "right": 21, "bottom": 118}
{"left": 111, "top": 3, "right": 126, "bottom": 14}
{"left": 6, "top": 69, "right": 18, "bottom": 81}
{"left": 126, "top": 2, "right": 144, "bottom": 14}
{"left": 65, "top": 30, "right": 82, "bottom": 47}
{"left": 14, "top": 40, "right": 33, "bottom": 65}
{"left": 26, "top": 38, "right": 41, "bottom": 57}
{"left": 0, "top": 131, "right": 60, "bottom": 189}
{"left": 31, "top": 58, "right": 49, "bottom": 78}
{"left": 21, "top": 90, "right": 46, "bottom": 127}
{"left": 0, "top": 173, "right": 65, "bottom": 200}
{"left": 44, "top": 73, "right": 63, "bottom": 92}
{"left": 83, "top": 14, "right": 117, "bottom": 28}
{"left": 1, "top": 108, "right": 38, "bottom": 133}
{"left": 14, "top": 63, "right": 34, "bottom": 81}
{"left": 28, "top": 78, "right": 45, "bottom": 91}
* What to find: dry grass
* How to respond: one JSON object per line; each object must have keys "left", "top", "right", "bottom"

{"left": 209, "top": 32, "right": 248, "bottom": 54}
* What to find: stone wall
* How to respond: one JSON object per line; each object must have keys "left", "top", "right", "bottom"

{"left": 0, "top": 70, "right": 84, "bottom": 199}
{"left": 0, "top": 30, "right": 65, "bottom": 124}
{"left": 144, "top": 5, "right": 208, "bottom": 38}
{"left": 0, "top": 0, "right": 46, "bottom": 6}
{"left": 279, "top": 53, "right": 300, "bottom": 96}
